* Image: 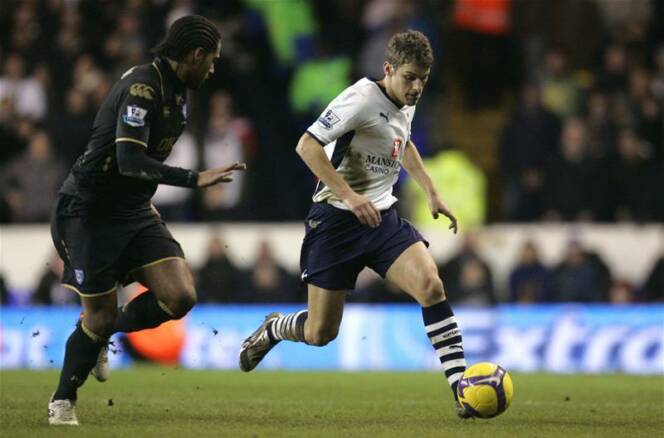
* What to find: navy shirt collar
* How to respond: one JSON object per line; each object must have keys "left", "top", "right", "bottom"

{"left": 368, "top": 77, "right": 404, "bottom": 110}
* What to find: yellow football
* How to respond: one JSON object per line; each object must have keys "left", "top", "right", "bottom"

{"left": 457, "top": 362, "right": 514, "bottom": 418}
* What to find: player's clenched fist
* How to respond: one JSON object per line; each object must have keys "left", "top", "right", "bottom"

{"left": 197, "top": 162, "right": 247, "bottom": 187}
{"left": 343, "top": 192, "right": 382, "bottom": 228}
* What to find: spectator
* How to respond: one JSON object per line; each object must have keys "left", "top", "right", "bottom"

{"left": 0, "top": 98, "right": 26, "bottom": 166}
{"left": 48, "top": 87, "right": 95, "bottom": 167}
{"left": 199, "top": 92, "right": 250, "bottom": 219}
{"left": 508, "top": 240, "right": 553, "bottom": 303}
{"left": 196, "top": 235, "right": 246, "bottom": 303}
{"left": 652, "top": 44, "right": 664, "bottom": 103}
{"left": 539, "top": 47, "right": 581, "bottom": 119}
{"left": 0, "top": 53, "right": 47, "bottom": 120}
{"left": 243, "top": 239, "right": 298, "bottom": 303}
{"left": 608, "top": 128, "right": 657, "bottom": 221}
{"left": 595, "top": 44, "right": 629, "bottom": 96}
{"left": 438, "top": 233, "right": 497, "bottom": 306}
{"left": 642, "top": 253, "right": 664, "bottom": 302}
{"left": 0, "top": 272, "right": 8, "bottom": 305}
{"left": 551, "top": 240, "right": 606, "bottom": 302}
{"left": 1, "top": 129, "right": 65, "bottom": 222}
{"left": 453, "top": 0, "right": 517, "bottom": 110}
{"left": 501, "top": 83, "right": 561, "bottom": 221}
{"left": 608, "top": 279, "right": 636, "bottom": 303}
{"left": 543, "top": 118, "right": 606, "bottom": 221}
{"left": 584, "top": 89, "right": 614, "bottom": 160}
{"left": 626, "top": 67, "right": 662, "bottom": 156}
{"left": 31, "top": 253, "right": 78, "bottom": 305}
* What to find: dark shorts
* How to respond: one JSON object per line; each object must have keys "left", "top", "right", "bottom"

{"left": 300, "top": 202, "right": 428, "bottom": 290}
{"left": 51, "top": 195, "right": 185, "bottom": 296}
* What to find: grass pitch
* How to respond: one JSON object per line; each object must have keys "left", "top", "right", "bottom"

{"left": 1, "top": 368, "right": 662, "bottom": 437}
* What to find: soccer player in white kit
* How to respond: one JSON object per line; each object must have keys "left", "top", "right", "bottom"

{"left": 240, "top": 30, "right": 470, "bottom": 417}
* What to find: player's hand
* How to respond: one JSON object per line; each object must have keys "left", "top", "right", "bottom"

{"left": 343, "top": 192, "right": 382, "bottom": 228}
{"left": 197, "top": 162, "right": 247, "bottom": 188}
{"left": 429, "top": 195, "right": 458, "bottom": 234}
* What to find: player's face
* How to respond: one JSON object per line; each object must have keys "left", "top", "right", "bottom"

{"left": 187, "top": 41, "right": 221, "bottom": 89}
{"left": 385, "top": 62, "right": 430, "bottom": 106}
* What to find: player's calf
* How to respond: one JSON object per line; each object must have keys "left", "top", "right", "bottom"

{"left": 304, "top": 320, "right": 339, "bottom": 346}
{"left": 422, "top": 299, "right": 467, "bottom": 399}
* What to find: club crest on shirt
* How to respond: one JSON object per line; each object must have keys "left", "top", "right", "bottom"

{"left": 74, "top": 269, "right": 85, "bottom": 285}
{"left": 122, "top": 105, "right": 148, "bottom": 127}
{"left": 317, "top": 109, "right": 340, "bottom": 130}
{"left": 391, "top": 138, "right": 403, "bottom": 158}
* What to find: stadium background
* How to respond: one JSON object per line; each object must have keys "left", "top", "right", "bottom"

{"left": 1, "top": 0, "right": 663, "bottom": 377}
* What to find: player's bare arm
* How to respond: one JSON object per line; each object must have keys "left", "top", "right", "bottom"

{"left": 402, "top": 139, "right": 458, "bottom": 233}
{"left": 296, "top": 132, "right": 381, "bottom": 227}
{"left": 197, "top": 162, "right": 247, "bottom": 187}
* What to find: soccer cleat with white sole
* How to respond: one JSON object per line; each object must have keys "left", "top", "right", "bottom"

{"left": 48, "top": 395, "right": 79, "bottom": 426}
{"left": 239, "top": 312, "right": 282, "bottom": 372}
{"left": 90, "top": 344, "right": 109, "bottom": 382}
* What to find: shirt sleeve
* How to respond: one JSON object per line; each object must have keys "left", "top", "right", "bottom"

{"left": 306, "top": 89, "right": 370, "bottom": 146}
{"left": 115, "top": 80, "right": 158, "bottom": 148}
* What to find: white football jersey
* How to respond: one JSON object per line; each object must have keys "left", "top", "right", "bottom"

{"left": 306, "top": 77, "right": 416, "bottom": 211}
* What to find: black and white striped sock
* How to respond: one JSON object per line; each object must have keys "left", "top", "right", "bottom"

{"left": 268, "top": 310, "right": 308, "bottom": 343}
{"left": 422, "top": 300, "right": 467, "bottom": 399}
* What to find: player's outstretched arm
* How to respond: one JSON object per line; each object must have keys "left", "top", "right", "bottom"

{"left": 402, "top": 140, "right": 458, "bottom": 233}
{"left": 197, "top": 162, "right": 247, "bottom": 188}
{"left": 296, "top": 132, "right": 381, "bottom": 227}
{"left": 116, "top": 141, "right": 245, "bottom": 188}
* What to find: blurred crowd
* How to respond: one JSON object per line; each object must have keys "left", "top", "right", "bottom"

{"left": 0, "top": 0, "right": 661, "bottom": 225}
{"left": 1, "top": 232, "right": 663, "bottom": 306}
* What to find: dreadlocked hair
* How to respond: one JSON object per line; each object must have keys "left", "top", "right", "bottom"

{"left": 152, "top": 15, "right": 221, "bottom": 61}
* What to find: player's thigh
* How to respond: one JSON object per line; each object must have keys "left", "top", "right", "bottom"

{"left": 121, "top": 219, "right": 193, "bottom": 301}
{"left": 385, "top": 241, "right": 444, "bottom": 305}
{"left": 132, "top": 257, "right": 195, "bottom": 304}
{"left": 306, "top": 284, "right": 347, "bottom": 333}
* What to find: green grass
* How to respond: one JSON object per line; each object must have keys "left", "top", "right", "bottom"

{"left": 1, "top": 368, "right": 663, "bottom": 437}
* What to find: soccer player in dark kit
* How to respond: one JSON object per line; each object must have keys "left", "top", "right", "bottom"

{"left": 239, "top": 30, "right": 471, "bottom": 418}
{"left": 48, "top": 15, "right": 245, "bottom": 425}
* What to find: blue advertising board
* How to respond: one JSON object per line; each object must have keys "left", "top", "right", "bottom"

{"left": 1, "top": 304, "right": 662, "bottom": 374}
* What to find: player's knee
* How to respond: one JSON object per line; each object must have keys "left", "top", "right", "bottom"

{"left": 170, "top": 288, "right": 197, "bottom": 318}
{"left": 161, "top": 283, "right": 197, "bottom": 319}
{"left": 83, "top": 309, "right": 117, "bottom": 339}
{"left": 419, "top": 269, "right": 445, "bottom": 307}
{"left": 306, "top": 324, "right": 339, "bottom": 346}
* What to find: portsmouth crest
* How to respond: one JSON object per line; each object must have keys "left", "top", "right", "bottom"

{"left": 74, "top": 269, "right": 85, "bottom": 285}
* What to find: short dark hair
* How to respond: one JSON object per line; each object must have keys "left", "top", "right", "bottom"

{"left": 152, "top": 15, "right": 221, "bottom": 61}
{"left": 385, "top": 30, "right": 433, "bottom": 70}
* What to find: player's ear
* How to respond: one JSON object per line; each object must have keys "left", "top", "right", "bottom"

{"left": 192, "top": 47, "right": 206, "bottom": 65}
{"left": 383, "top": 62, "right": 393, "bottom": 77}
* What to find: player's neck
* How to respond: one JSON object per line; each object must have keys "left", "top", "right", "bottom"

{"left": 377, "top": 78, "right": 405, "bottom": 108}
{"left": 166, "top": 58, "right": 187, "bottom": 84}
